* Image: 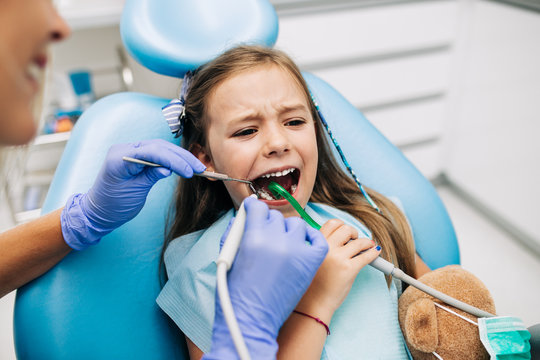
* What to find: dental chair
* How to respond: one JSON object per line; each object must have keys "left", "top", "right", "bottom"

{"left": 13, "top": 0, "right": 459, "bottom": 358}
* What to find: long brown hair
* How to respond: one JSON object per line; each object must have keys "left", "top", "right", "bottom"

{"left": 163, "top": 46, "right": 416, "bottom": 283}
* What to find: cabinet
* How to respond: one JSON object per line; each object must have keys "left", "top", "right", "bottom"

{"left": 444, "top": 0, "right": 540, "bottom": 246}
{"left": 275, "top": 0, "right": 458, "bottom": 178}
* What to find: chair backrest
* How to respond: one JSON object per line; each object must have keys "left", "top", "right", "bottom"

{"left": 14, "top": 1, "right": 458, "bottom": 358}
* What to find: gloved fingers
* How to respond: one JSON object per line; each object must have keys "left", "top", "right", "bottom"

{"left": 351, "top": 244, "right": 381, "bottom": 271}
{"left": 266, "top": 209, "right": 286, "bottom": 233}
{"left": 163, "top": 144, "right": 206, "bottom": 177}
{"left": 283, "top": 217, "right": 307, "bottom": 240}
{"left": 144, "top": 166, "right": 172, "bottom": 183}
{"left": 243, "top": 196, "right": 270, "bottom": 227}
{"left": 105, "top": 143, "right": 138, "bottom": 176}
{"left": 342, "top": 237, "right": 375, "bottom": 259}
{"left": 305, "top": 226, "right": 329, "bottom": 257}
{"left": 129, "top": 139, "right": 206, "bottom": 178}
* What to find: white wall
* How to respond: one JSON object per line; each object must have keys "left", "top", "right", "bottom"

{"left": 443, "top": 0, "right": 540, "bottom": 244}
{"left": 276, "top": 0, "right": 459, "bottom": 179}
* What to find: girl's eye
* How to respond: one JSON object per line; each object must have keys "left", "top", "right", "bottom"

{"left": 233, "top": 128, "right": 257, "bottom": 137}
{"left": 286, "top": 119, "right": 305, "bottom": 126}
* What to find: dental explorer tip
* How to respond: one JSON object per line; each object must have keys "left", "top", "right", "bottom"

{"left": 249, "top": 183, "right": 257, "bottom": 197}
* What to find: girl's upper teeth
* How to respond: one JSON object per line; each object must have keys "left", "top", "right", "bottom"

{"left": 262, "top": 168, "right": 295, "bottom": 178}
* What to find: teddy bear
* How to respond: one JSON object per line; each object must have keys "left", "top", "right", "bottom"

{"left": 398, "top": 265, "right": 496, "bottom": 360}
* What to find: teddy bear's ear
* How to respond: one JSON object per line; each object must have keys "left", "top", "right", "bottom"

{"left": 404, "top": 298, "right": 439, "bottom": 353}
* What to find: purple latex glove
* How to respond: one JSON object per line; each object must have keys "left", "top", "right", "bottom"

{"left": 203, "top": 197, "right": 328, "bottom": 360}
{"left": 61, "top": 139, "right": 205, "bottom": 250}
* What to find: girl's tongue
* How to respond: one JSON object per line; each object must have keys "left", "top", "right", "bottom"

{"left": 252, "top": 169, "right": 299, "bottom": 200}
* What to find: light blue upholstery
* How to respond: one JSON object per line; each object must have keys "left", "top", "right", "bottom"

{"left": 121, "top": 0, "right": 278, "bottom": 77}
{"left": 14, "top": 94, "right": 186, "bottom": 359}
{"left": 14, "top": 0, "right": 458, "bottom": 358}
{"left": 305, "top": 72, "right": 458, "bottom": 269}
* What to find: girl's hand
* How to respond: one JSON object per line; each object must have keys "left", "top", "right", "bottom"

{"left": 295, "top": 219, "right": 381, "bottom": 323}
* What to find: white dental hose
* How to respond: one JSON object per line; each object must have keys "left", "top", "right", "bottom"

{"left": 215, "top": 195, "right": 257, "bottom": 360}
{"left": 369, "top": 257, "right": 495, "bottom": 318}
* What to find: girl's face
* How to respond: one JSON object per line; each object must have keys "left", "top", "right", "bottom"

{"left": 195, "top": 64, "right": 318, "bottom": 218}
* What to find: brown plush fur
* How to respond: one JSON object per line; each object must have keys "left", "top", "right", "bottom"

{"left": 398, "top": 265, "right": 496, "bottom": 360}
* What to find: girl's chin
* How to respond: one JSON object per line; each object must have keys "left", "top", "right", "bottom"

{"left": 262, "top": 199, "right": 306, "bottom": 218}
{"left": 259, "top": 197, "right": 290, "bottom": 207}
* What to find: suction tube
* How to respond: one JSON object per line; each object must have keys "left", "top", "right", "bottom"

{"left": 370, "top": 258, "right": 494, "bottom": 318}
{"left": 267, "top": 182, "right": 495, "bottom": 319}
{"left": 216, "top": 195, "right": 257, "bottom": 360}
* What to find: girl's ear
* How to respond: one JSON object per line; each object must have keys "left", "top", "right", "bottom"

{"left": 191, "top": 143, "right": 216, "bottom": 175}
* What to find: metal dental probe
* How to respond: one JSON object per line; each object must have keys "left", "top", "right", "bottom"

{"left": 122, "top": 156, "right": 257, "bottom": 194}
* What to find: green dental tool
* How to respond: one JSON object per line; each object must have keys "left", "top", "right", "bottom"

{"left": 268, "top": 182, "right": 321, "bottom": 230}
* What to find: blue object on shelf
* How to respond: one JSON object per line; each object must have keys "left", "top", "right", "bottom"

{"left": 69, "top": 70, "right": 92, "bottom": 95}
{"left": 69, "top": 70, "right": 95, "bottom": 110}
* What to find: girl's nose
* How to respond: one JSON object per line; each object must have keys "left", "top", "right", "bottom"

{"left": 263, "top": 126, "right": 290, "bottom": 157}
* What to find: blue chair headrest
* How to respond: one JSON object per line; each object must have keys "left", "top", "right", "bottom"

{"left": 121, "top": 0, "right": 279, "bottom": 77}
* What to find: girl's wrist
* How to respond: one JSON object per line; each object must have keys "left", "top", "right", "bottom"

{"left": 295, "top": 300, "right": 334, "bottom": 325}
{"left": 293, "top": 310, "right": 331, "bottom": 335}
{"left": 297, "top": 287, "right": 341, "bottom": 324}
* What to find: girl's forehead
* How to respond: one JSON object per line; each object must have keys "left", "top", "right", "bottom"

{"left": 208, "top": 65, "right": 309, "bottom": 112}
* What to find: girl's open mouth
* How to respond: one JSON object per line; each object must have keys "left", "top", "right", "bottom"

{"left": 251, "top": 168, "right": 299, "bottom": 201}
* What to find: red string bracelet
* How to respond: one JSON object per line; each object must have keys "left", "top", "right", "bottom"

{"left": 293, "top": 310, "right": 330, "bottom": 335}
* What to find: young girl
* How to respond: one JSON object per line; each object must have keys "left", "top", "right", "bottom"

{"left": 157, "top": 45, "right": 430, "bottom": 359}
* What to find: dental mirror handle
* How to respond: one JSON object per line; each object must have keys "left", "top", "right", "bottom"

{"left": 122, "top": 156, "right": 253, "bottom": 185}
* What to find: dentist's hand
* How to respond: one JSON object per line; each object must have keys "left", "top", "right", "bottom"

{"left": 60, "top": 139, "right": 205, "bottom": 250}
{"left": 204, "top": 197, "right": 329, "bottom": 360}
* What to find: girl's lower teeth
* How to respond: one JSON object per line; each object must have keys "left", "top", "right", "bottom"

{"left": 257, "top": 184, "right": 298, "bottom": 201}
{"left": 258, "top": 188, "right": 275, "bottom": 200}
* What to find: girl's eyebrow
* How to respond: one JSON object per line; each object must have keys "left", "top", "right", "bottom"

{"left": 230, "top": 103, "right": 309, "bottom": 124}
{"left": 277, "top": 103, "right": 309, "bottom": 114}
{"left": 230, "top": 111, "right": 263, "bottom": 124}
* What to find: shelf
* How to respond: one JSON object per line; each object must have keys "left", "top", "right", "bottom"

{"left": 14, "top": 209, "right": 42, "bottom": 224}
{"left": 32, "top": 132, "right": 71, "bottom": 146}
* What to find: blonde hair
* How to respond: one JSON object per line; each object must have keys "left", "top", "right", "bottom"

{"left": 163, "top": 46, "right": 417, "bottom": 283}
